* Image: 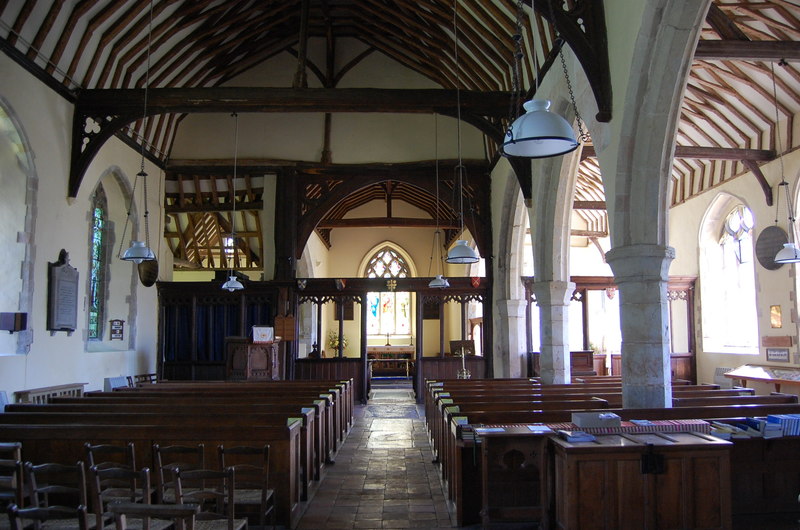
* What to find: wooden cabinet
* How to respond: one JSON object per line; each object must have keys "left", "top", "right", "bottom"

{"left": 225, "top": 338, "right": 281, "bottom": 381}
{"left": 551, "top": 432, "right": 732, "bottom": 529}
{"left": 479, "top": 428, "right": 550, "bottom": 528}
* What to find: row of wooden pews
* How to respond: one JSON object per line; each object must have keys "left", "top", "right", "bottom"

{"left": 425, "top": 376, "right": 800, "bottom": 527}
{"left": 0, "top": 379, "right": 355, "bottom": 529}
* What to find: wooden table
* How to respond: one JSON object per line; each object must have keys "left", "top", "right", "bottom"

{"left": 724, "top": 364, "right": 800, "bottom": 392}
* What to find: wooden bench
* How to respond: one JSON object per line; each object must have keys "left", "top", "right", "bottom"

{"left": 0, "top": 422, "right": 303, "bottom": 528}
{"left": 0, "top": 408, "right": 318, "bottom": 502}
{"left": 109, "top": 380, "right": 354, "bottom": 444}
{"left": 444, "top": 402, "right": 800, "bottom": 526}
{"left": 79, "top": 386, "right": 346, "bottom": 457}
{"left": 7, "top": 401, "right": 327, "bottom": 487}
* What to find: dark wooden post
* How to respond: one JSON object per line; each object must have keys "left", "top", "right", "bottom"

{"left": 360, "top": 294, "right": 369, "bottom": 404}
{"left": 337, "top": 299, "right": 344, "bottom": 358}
{"left": 438, "top": 297, "right": 445, "bottom": 357}
{"left": 415, "top": 295, "right": 424, "bottom": 403}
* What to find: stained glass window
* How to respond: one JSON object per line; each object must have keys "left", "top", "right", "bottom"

{"left": 365, "top": 247, "right": 411, "bottom": 336}
{"left": 88, "top": 186, "right": 108, "bottom": 340}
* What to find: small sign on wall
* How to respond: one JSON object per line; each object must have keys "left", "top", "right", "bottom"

{"left": 109, "top": 319, "right": 124, "bottom": 341}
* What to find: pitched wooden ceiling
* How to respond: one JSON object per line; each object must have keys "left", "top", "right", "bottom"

{"left": 1, "top": 1, "right": 799, "bottom": 269}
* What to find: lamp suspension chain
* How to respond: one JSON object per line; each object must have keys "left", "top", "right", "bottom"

{"left": 549, "top": 0, "right": 589, "bottom": 143}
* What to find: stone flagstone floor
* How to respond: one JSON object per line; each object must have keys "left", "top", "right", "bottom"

{"left": 295, "top": 379, "right": 454, "bottom": 529}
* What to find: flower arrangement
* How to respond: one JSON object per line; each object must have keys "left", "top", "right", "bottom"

{"left": 328, "top": 331, "right": 348, "bottom": 350}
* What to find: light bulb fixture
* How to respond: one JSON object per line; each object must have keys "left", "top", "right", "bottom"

{"left": 429, "top": 275, "right": 450, "bottom": 289}
{"left": 222, "top": 275, "right": 244, "bottom": 292}
{"left": 428, "top": 114, "right": 450, "bottom": 288}
{"left": 501, "top": 0, "right": 588, "bottom": 158}
{"left": 119, "top": 1, "right": 155, "bottom": 264}
{"left": 445, "top": 0, "right": 480, "bottom": 265}
{"left": 770, "top": 60, "right": 800, "bottom": 264}
{"left": 447, "top": 240, "right": 479, "bottom": 264}
{"left": 222, "top": 112, "right": 244, "bottom": 291}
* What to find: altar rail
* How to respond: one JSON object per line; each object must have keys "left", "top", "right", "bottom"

{"left": 13, "top": 383, "right": 87, "bottom": 404}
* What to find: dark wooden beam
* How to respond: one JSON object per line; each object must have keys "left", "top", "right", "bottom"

{"left": 164, "top": 201, "right": 264, "bottom": 214}
{"left": 573, "top": 200, "right": 606, "bottom": 210}
{"left": 529, "top": 0, "right": 612, "bottom": 122}
{"left": 70, "top": 87, "right": 507, "bottom": 197}
{"left": 571, "top": 229, "right": 608, "bottom": 237}
{"left": 742, "top": 159, "right": 774, "bottom": 206}
{"left": 704, "top": 4, "right": 750, "bottom": 41}
{"left": 581, "top": 145, "right": 776, "bottom": 161}
{"left": 316, "top": 217, "right": 460, "bottom": 229}
{"left": 166, "top": 158, "right": 489, "bottom": 179}
{"left": 695, "top": 40, "right": 800, "bottom": 62}
{"left": 78, "top": 87, "right": 511, "bottom": 116}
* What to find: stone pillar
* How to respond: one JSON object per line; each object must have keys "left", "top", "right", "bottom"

{"left": 530, "top": 281, "right": 575, "bottom": 384}
{"left": 495, "top": 299, "right": 527, "bottom": 378}
{"left": 606, "top": 244, "right": 675, "bottom": 408}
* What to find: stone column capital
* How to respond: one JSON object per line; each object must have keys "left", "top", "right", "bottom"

{"left": 529, "top": 280, "right": 576, "bottom": 307}
{"left": 605, "top": 244, "right": 675, "bottom": 282}
{"left": 496, "top": 298, "right": 526, "bottom": 318}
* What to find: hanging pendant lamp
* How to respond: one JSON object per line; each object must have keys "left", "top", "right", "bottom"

{"left": 445, "top": 0, "right": 479, "bottom": 265}
{"left": 120, "top": 1, "right": 156, "bottom": 265}
{"left": 222, "top": 112, "right": 244, "bottom": 291}
{"left": 770, "top": 61, "right": 800, "bottom": 264}
{"left": 428, "top": 115, "right": 451, "bottom": 288}
{"left": 501, "top": 0, "right": 587, "bottom": 159}
{"left": 502, "top": 99, "right": 578, "bottom": 158}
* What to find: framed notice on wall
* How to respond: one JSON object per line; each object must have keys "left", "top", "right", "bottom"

{"left": 47, "top": 249, "right": 78, "bottom": 336}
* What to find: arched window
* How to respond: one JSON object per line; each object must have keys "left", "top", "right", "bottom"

{"left": 88, "top": 186, "right": 108, "bottom": 340}
{"left": 365, "top": 246, "right": 411, "bottom": 337}
{"left": 699, "top": 201, "right": 758, "bottom": 354}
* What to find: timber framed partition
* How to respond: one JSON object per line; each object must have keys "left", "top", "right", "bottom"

{"left": 157, "top": 281, "right": 281, "bottom": 380}
{"left": 293, "top": 277, "right": 490, "bottom": 403}
{"left": 522, "top": 276, "right": 697, "bottom": 381}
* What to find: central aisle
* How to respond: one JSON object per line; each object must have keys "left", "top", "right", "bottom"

{"left": 296, "top": 379, "right": 454, "bottom": 529}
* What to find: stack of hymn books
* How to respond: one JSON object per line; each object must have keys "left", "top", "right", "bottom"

{"left": 548, "top": 419, "right": 711, "bottom": 435}
{"left": 557, "top": 430, "right": 597, "bottom": 442}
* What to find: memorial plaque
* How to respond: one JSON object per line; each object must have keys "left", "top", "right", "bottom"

{"left": 47, "top": 249, "right": 78, "bottom": 335}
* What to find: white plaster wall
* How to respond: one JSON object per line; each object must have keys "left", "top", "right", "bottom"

{"left": 669, "top": 150, "right": 800, "bottom": 391}
{"left": 0, "top": 54, "right": 160, "bottom": 395}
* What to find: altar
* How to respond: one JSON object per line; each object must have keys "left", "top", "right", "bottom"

{"left": 367, "top": 345, "right": 415, "bottom": 378}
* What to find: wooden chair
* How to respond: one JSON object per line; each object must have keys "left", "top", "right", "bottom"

{"left": 107, "top": 503, "right": 199, "bottom": 530}
{"left": 84, "top": 443, "right": 136, "bottom": 472}
{"left": 152, "top": 444, "right": 205, "bottom": 504}
{"left": 24, "top": 462, "right": 90, "bottom": 529}
{"left": 7, "top": 504, "right": 90, "bottom": 530}
{"left": 173, "top": 468, "right": 247, "bottom": 530}
{"left": 217, "top": 446, "right": 274, "bottom": 528}
{"left": 0, "top": 445, "right": 21, "bottom": 462}
{"left": 0, "top": 460, "right": 24, "bottom": 530}
{"left": 85, "top": 443, "right": 148, "bottom": 508}
{"left": 88, "top": 466, "right": 167, "bottom": 530}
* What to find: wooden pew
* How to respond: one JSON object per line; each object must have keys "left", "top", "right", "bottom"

{"left": 0, "top": 422, "right": 303, "bottom": 528}
{"left": 0, "top": 408, "right": 318, "bottom": 502}
{"left": 101, "top": 383, "right": 351, "bottom": 449}
{"left": 115, "top": 379, "right": 355, "bottom": 433}
{"left": 671, "top": 393, "right": 798, "bottom": 407}
{"left": 7, "top": 401, "right": 326, "bottom": 486}
{"left": 444, "top": 402, "right": 800, "bottom": 526}
{"left": 67, "top": 391, "right": 340, "bottom": 461}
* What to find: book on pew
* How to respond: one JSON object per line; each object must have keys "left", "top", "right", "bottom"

{"left": 767, "top": 414, "right": 800, "bottom": 436}
{"left": 527, "top": 424, "right": 554, "bottom": 434}
{"left": 557, "top": 430, "right": 596, "bottom": 442}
